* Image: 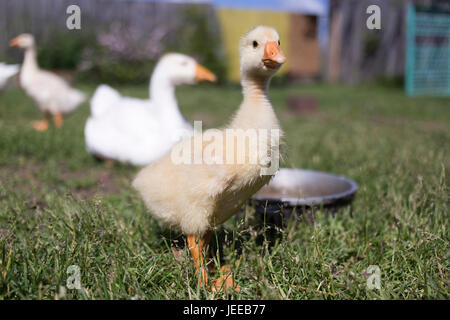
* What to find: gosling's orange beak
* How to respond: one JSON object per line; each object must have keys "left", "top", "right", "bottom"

{"left": 10, "top": 37, "right": 20, "bottom": 47}
{"left": 262, "top": 41, "right": 286, "bottom": 69}
{"left": 195, "top": 64, "right": 217, "bottom": 83}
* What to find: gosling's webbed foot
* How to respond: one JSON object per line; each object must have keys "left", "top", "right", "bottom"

{"left": 210, "top": 266, "right": 240, "bottom": 292}
{"left": 211, "top": 274, "right": 240, "bottom": 292}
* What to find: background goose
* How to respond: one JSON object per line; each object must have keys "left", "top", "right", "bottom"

{"left": 84, "top": 53, "right": 216, "bottom": 166}
{"left": 133, "top": 26, "right": 286, "bottom": 291}
{"left": 0, "top": 62, "right": 20, "bottom": 90}
{"left": 10, "top": 33, "right": 86, "bottom": 131}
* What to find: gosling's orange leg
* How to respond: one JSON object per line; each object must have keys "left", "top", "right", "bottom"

{"left": 53, "top": 112, "right": 63, "bottom": 128}
{"left": 187, "top": 231, "right": 211, "bottom": 287}
{"left": 211, "top": 265, "right": 240, "bottom": 292}
{"left": 32, "top": 112, "right": 50, "bottom": 132}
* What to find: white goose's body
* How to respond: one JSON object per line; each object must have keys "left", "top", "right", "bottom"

{"left": 85, "top": 84, "right": 192, "bottom": 165}
{"left": 14, "top": 36, "right": 85, "bottom": 115}
{"left": 0, "top": 63, "right": 20, "bottom": 89}
{"left": 19, "top": 54, "right": 85, "bottom": 114}
{"left": 84, "top": 53, "right": 215, "bottom": 166}
{"left": 10, "top": 34, "right": 85, "bottom": 131}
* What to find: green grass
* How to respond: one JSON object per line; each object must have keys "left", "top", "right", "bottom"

{"left": 0, "top": 82, "right": 448, "bottom": 299}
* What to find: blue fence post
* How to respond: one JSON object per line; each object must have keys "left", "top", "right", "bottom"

{"left": 405, "top": 3, "right": 415, "bottom": 96}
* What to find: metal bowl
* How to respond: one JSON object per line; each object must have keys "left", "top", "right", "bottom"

{"left": 250, "top": 168, "right": 358, "bottom": 217}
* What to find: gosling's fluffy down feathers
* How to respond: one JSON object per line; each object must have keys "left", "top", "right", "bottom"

{"left": 133, "top": 26, "right": 284, "bottom": 235}
{"left": 133, "top": 134, "right": 274, "bottom": 234}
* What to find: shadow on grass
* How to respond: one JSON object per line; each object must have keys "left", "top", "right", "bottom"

{"left": 155, "top": 200, "right": 355, "bottom": 267}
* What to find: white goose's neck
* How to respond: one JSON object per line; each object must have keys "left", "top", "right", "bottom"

{"left": 149, "top": 71, "right": 186, "bottom": 127}
{"left": 22, "top": 47, "right": 39, "bottom": 75}
{"left": 231, "top": 75, "right": 279, "bottom": 130}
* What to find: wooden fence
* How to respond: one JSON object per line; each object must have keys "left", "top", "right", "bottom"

{"left": 327, "top": 0, "right": 407, "bottom": 83}
{"left": 0, "top": 0, "right": 220, "bottom": 61}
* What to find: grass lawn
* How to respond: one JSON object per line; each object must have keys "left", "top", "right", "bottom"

{"left": 0, "top": 82, "right": 448, "bottom": 299}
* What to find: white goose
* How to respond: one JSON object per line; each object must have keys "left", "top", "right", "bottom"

{"left": 84, "top": 53, "right": 216, "bottom": 166}
{"left": 0, "top": 62, "right": 20, "bottom": 90}
{"left": 10, "top": 34, "right": 86, "bottom": 131}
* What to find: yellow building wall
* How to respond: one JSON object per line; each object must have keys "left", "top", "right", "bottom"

{"left": 216, "top": 9, "right": 290, "bottom": 82}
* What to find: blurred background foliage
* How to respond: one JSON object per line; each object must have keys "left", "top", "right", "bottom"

{"left": 167, "top": 6, "right": 227, "bottom": 84}
{"left": 31, "top": 5, "right": 226, "bottom": 85}
{"left": 37, "top": 33, "right": 93, "bottom": 70}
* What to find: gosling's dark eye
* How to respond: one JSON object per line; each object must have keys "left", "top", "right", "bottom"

{"left": 278, "top": 40, "right": 280, "bottom": 46}
{"left": 252, "top": 41, "right": 258, "bottom": 48}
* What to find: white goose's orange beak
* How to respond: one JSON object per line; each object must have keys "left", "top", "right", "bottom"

{"left": 195, "top": 64, "right": 217, "bottom": 82}
{"left": 10, "top": 37, "right": 20, "bottom": 47}
{"left": 262, "top": 41, "right": 286, "bottom": 69}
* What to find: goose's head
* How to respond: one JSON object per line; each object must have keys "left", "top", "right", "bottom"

{"left": 239, "top": 26, "right": 286, "bottom": 79}
{"left": 154, "top": 53, "right": 216, "bottom": 86}
{"left": 10, "top": 33, "right": 35, "bottom": 49}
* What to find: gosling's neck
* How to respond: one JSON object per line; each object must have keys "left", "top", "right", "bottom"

{"left": 241, "top": 76, "right": 270, "bottom": 105}
{"left": 231, "top": 75, "right": 279, "bottom": 130}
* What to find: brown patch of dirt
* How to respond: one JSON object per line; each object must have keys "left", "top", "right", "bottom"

{"left": 0, "top": 162, "right": 43, "bottom": 188}
{"left": 286, "top": 96, "right": 318, "bottom": 115}
{"left": 371, "top": 116, "right": 407, "bottom": 127}
{"left": 25, "top": 199, "right": 48, "bottom": 210}
{"left": 0, "top": 162, "right": 124, "bottom": 200}
{"left": 419, "top": 121, "right": 448, "bottom": 133}
{"left": 59, "top": 168, "right": 123, "bottom": 199}
{"left": 72, "top": 186, "right": 97, "bottom": 200}
{"left": 96, "top": 170, "right": 121, "bottom": 194}
{"left": 371, "top": 116, "right": 448, "bottom": 133}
